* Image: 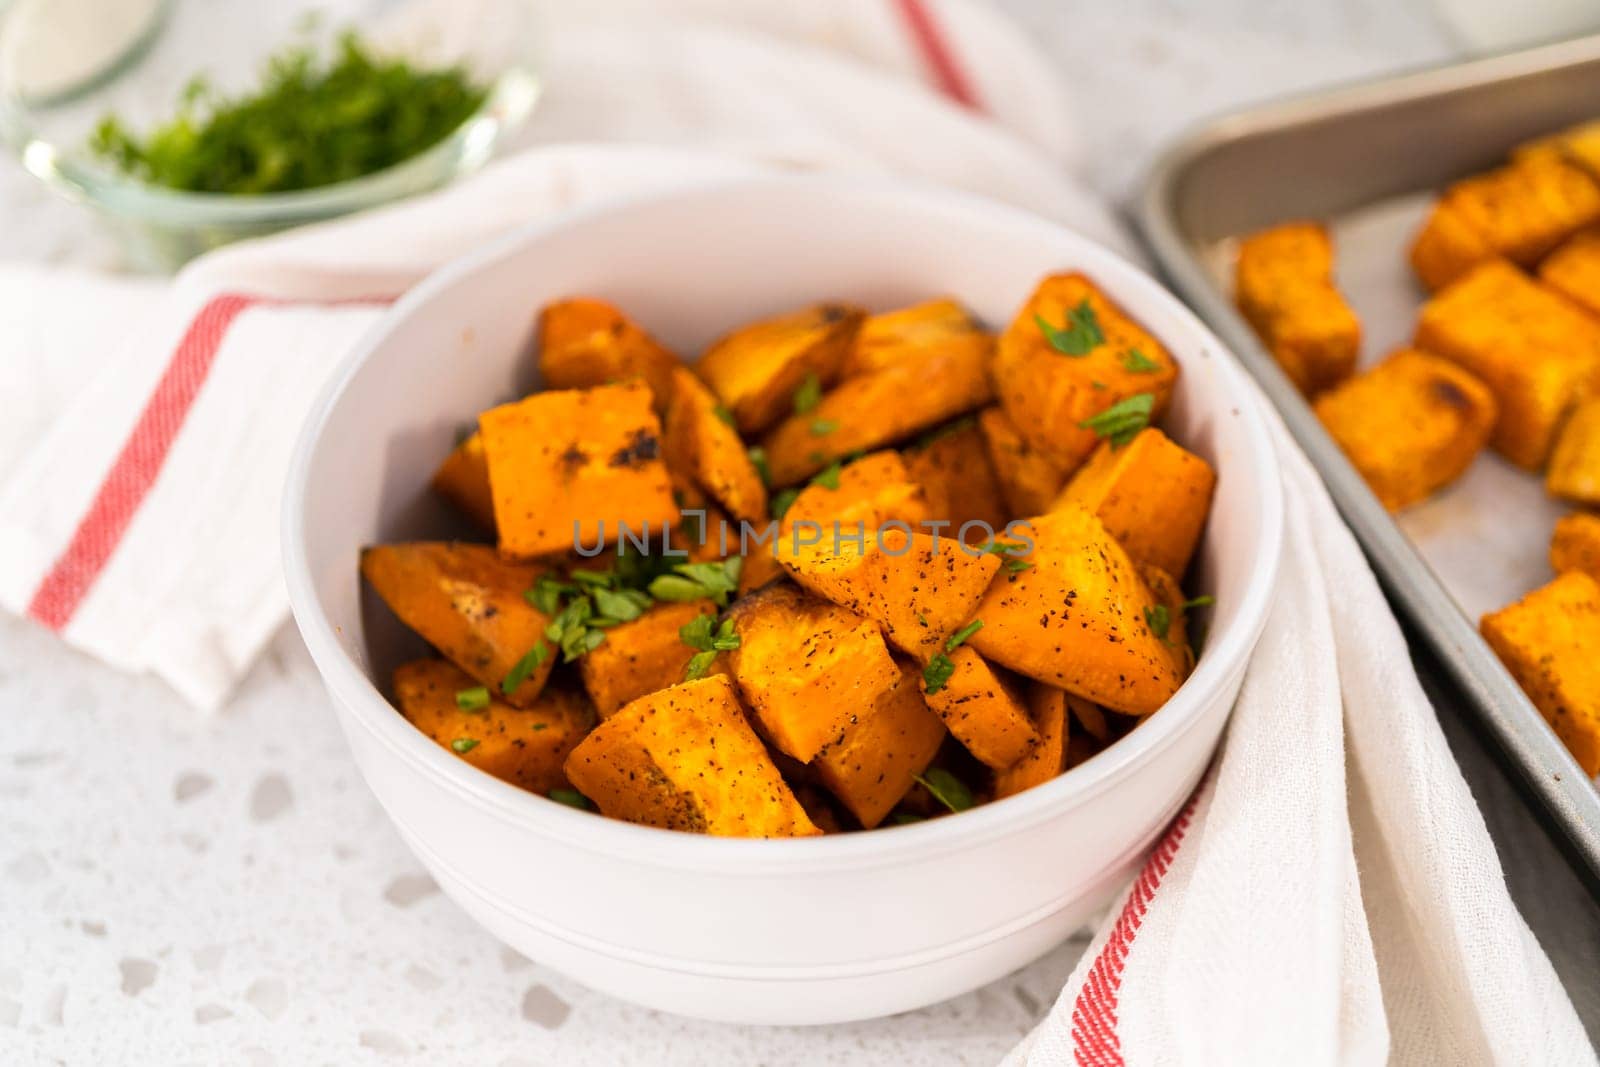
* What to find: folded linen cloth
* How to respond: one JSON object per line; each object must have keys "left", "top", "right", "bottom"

{"left": 0, "top": 1, "right": 1589, "bottom": 1061}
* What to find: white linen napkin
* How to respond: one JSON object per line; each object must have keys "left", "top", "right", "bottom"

{"left": 0, "top": 1, "right": 1590, "bottom": 1060}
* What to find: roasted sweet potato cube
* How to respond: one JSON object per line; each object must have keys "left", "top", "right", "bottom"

{"left": 1414, "top": 261, "right": 1600, "bottom": 469}
{"left": 840, "top": 298, "right": 990, "bottom": 378}
{"left": 1053, "top": 427, "right": 1216, "bottom": 577}
{"left": 735, "top": 546, "right": 788, "bottom": 597}
{"left": 761, "top": 326, "right": 994, "bottom": 486}
{"left": 1551, "top": 512, "right": 1600, "bottom": 581}
{"left": 480, "top": 382, "right": 678, "bottom": 558}
{"left": 781, "top": 451, "right": 932, "bottom": 540}
{"left": 813, "top": 660, "right": 947, "bottom": 828}
{"left": 1480, "top": 572, "right": 1600, "bottom": 776}
{"left": 394, "top": 659, "right": 594, "bottom": 793}
{"left": 563, "top": 674, "right": 821, "bottom": 836}
{"left": 431, "top": 431, "right": 496, "bottom": 531}
{"left": 1538, "top": 230, "right": 1600, "bottom": 318}
{"left": 726, "top": 584, "right": 901, "bottom": 762}
{"left": 1548, "top": 397, "right": 1600, "bottom": 505}
{"left": 694, "top": 303, "right": 864, "bottom": 435}
{"left": 978, "top": 406, "right": 1069, "bottom": 515}
{"left": 920, "top": 646, "right": 1038, "bottom": 770}
{"left": 1139, "top": 563, "right": 1195, "bottom": 682}
{"left": 1234, "top": 222, "right": 1361, "bottom": 395}
{"left": 538, "top": 297, "right": 680, "bottom": 414}
{"left": 901, "top": 419, "right": 1009, "bottom": 544}
{"left": 1409, "top": 201, "right": 1495, "bottom": 293}
{"left": 361, "top": 542, "right": 554, "bottom": 706}
{"left": 577, "top": 600, "right": 720, "bottom": 717}
{"left": 966, "top": 506, "right": 1180, "bottom": 715}
{"left": 782, "top": 527, "right": 1001, "bottom": 661}
{"left": 991, "top": 273, "right": 1179, "bottom": 470}
{"left": 1515, "top": 119, "right": 1600, "bottom": 179}
{"left": 993, "top": 683, "right": 1070, "bottom": 799}
{"left": 663, "top": 366, "right": 767, "bottom": 523}
{"left": 1070, "top": 696, "right": 1109, "bottom": 742}
{"left": 1312, "top": 348, "right": 1498, "bottom": 511}
{"left": 1409, "top": 157, "right": 1600, "bottom": 292}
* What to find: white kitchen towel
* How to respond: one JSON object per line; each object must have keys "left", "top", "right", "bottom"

{"left": 0, "top": 1, "right": 1592, "bottom": 1063}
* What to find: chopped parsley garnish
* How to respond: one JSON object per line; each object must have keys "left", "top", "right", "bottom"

{"left": 713, "top": 405, "right": 736, "bottom": 427}
{"left": 747, "top": 446, "right": 772, "bottom": 487}
{"left": 1144, "top": 604, "right": 1172, "bottom": 640}
{"left": 526, "top": 575, "right": 578, "bottom": 615}
{"left": 946, "top": 619, "right": 984, "bottom": 651}
{"left": 1079, "top": 392, "right": 1154, "bottom": 448}
{"left": 648, "top": 557, "right": 742, "bottom": 607}
{"left": 88, "top": 32, "right": 488, "bottom": 195}
{"left": 500, "top": 642, "right": 549, "bottom": 694}
{"left": 454, "top": 686, "right": 490, "bottom": 712}
{"left": 811, "top": 461, "right": 842, "bottom": 491}
{"left": 770, "top": 488, "right": 801, "bottom": 519}
{"left": 680, "top": 615, "right": 741, "bottom": 680}
{"left": 810, "top": 418, "right": 839, "bottom": 436}
{"left": 922, "top": 653, "right": 956, "bottom": 694}
{"left": 450, "top": 737, "right": 479, "bottom": 754}
{"left": 915, "top": 768, "right": 974, "bottom": 813}
{"left": 1035, "top": 299, "right": 1104, "bottom": 356}
{"left": 792, "top": 372, "right": 823, "bottom": 414}
{"left": 548, "top": 788, "right": 592, "bottom": 810}
{"left": 592, "top": 586, "right": 652, "bottom": 623}
{"left": 1183, "top": 595, "right": 1215, "bottom": 610}
{"left": 889, "top": 812, "right": 926, "bottom": 825}
{"left": 1119, "top": 348, "right": 1160, "bottom": 373}
{"left": 982, "top": 540, "right": 1034, "bottom": 575}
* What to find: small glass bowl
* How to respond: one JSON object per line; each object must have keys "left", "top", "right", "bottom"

{"left": 0, "top": 0, "right": 541, "bottom": 270}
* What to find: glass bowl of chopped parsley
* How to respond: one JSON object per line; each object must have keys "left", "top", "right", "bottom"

{"left": 0, "top": 0, "right": 541, "bottom": 269}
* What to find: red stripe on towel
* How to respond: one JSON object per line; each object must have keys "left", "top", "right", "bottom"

{"left": 1069, "top": 779, "right": 1206, "bottom": 1066}
{"left": 27, "top": 293, "right": 263, "bottom": 630}
{"left": 891, "top": 0, "right": 983, "bottom": 111}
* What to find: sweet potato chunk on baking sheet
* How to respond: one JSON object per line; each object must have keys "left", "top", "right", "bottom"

{"left": 1538, "top": 230, "right": 1600, "bottom": 320}
{"left": 395, "top": 658, "right": 593, "bottom": 793}
{"left": 564, "top": 674, "right": 821, "bottom": 836}
{"left": 1234, "top": 221, "right": 1361, "bottom": 395}
{"left": 1313, "top": 348, "right": 1498, "bottom": 512}
{"left": 1546, "top": 396, "right": 1600, "bottom": 506}
{"left": 361, "top": 542, "right": 555, "bottom": 706}
{"left": 1551, "top": 512, "right": 1600, "bottom": 582}
{"left": 1481, "top": 572, "right": 1600, "bottom": 777}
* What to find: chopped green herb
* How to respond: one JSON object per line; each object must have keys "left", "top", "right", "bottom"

{"left": 526, "top": 575, "right": 577, "bottom": 615}
{"left": 981, "top": 541, "right": 1033, "bottom": 574}
{"left": 548, "top": 788, "right": 592, "bottom": 810}
{"left": 810, "top": 418, "right": 839, "bottom": 436}
{"left": 770, "top": 488, "right": 801, "bottom": 519}
{"left": 569, "top": 568, "right": 614, "bottom": 587}
{"left": 592, "top": 586, "right": 652, "bottom": 622}
{"left": 922, "top": 653, "right": 956, "bottom": 694}
{"left": 649, "top": 558, "right": 742, "bottom": 607}
{"left": 1119, "top": 348, "right": 1161, "bottom": 373}
{"left": 713, "top": 405, "right": 736, "bottom": 427}
{"left": 792, "top": 372, "right": 823, "bottom": 414}
{"left": 1182, "top": 595, "right": 1216, "bottom": 610}
{"left": 747, "top": 446, "right": 772, "bottom": 487}
{"left": 916, "top": 612, "right": 929, "bottom": 626}
{"left": 889, "top": 812, "right": 926, "bottom": 825}
{"left": 811, "top": 461, "right": 842, "bottom": 491}
{"left": 915, "top": 768, "right": 974, "bottom": 813}
{"left": 1079, "top": 392, "right": 1154, "bottom": 448}
{"left": 684, "top": 650, "right": 720, "bottom": 681}
{"left": 1035, "top": 300, "right": 1104, "bottom": 356}
{"left": 88, "top": 32, "right": 488, "bottom": 195}
{"left": 1144, "top": 604, "right": 1171, "bottom": 641}
{"left": 500, "top": 642, "right": 549, "bottom": 695}
{"left": 1091, "top": 380, "right": 1108, "bottom": 390}
{"left": 946, "top": 619, "right": 984, "bottom": 651}
{"left": 454, "top": 686, "right": 491, "bottom": 712}
{"left": 450, "top": 737, "right": 479, "bottom": 754}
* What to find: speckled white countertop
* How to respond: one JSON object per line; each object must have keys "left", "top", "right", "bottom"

{"left": 4, "top": 3, "right": 1597, "bottom": 1065}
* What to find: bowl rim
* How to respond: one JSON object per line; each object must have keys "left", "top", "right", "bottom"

{"left": 282, "top": 173, "right": 1285, "bottom": 875}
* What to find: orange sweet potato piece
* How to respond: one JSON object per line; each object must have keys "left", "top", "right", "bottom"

{"left": 1409, "top": 201, "right": 1495, "bottom": 293}
{"left": 1414, "top": 260, "right": 1600, "bottom": 469}
{"left": 480, "top": 382, "right": 678, "bottom": 558}
{"left": 991, "top": 273, "right": 1179, "bottom": 471}
{"left": 1480, "top": 571, "right": 1600, "bottom": 776}
{"left": 813, "top": 660, "right": 947, "bottom": 828}
{"left": 563, "top": 674, "right": 821, "bottom": 836}
{"left": 1139, "top": 563, "right": 1195, "bottom": 682}
{"left": 1514, "top": 119, "right": 1600, "bottom": 180}
{"left": 840, "top": 298, "right": 989, "bottom": 378}
{"left": 1313, "top": 348, "right": 1498, "bottom": 512}
{"left": 695, "top": 303, "right": 864, "bottom": 435}
{"left": 538, "top": 297, "right": 680, "bottom": 414}
{"left": 920, "top": 646, "right": 1038, "bottom": 770}
{"left": 781, "top": 451, "right": 932, "bottom": 538}
{"left": 361, "top": 542, "right": 554, "bottom": 706}
{"left": 993, "top": 683, "right": 1071, "bottom": 799}
{"left": 1547, "top": 397, "right": 1600, "bottom": 506}
{"left": 978, "top": 406, "right": 1069, "bottom": 515}
{"left": 726, "top": 584, "right": 901, "bottom": 762}
{"left": 966, "top": 506, "right": 1180, "bottom": 715}
{"left": 577, "top": 600, "right": 720, "bottom": 717}
{"left": 1551, "top": 512, "right": 1600, "bottom": 581}
{"left": 782, "top": 526, "right": 1000, "bottom": 661}
{"left": 901, "top": 419, "right": 1009, "bottom": 544}
{"left": 1054, "top": 427, "right": 1216, "bottom": 577}
{"left": 1538, "top": 230, "right": 1600, "bottom": 319}
{"left": 663, "top": 366, "right": 767, "bottom": 523}
{"left": 761, "top": 322, "right": 994, "bottom": 486}
{"left": 431, "top": 431, "right": 496, "bottom": 531}
{"left": 1234, "top": 222, "right": 1361, "bottom": 395}
{"left": 394, "top": 658, "right": 594, "bottom": 793}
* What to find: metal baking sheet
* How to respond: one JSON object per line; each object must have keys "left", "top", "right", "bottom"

{"left": 1137, "top": 34, "right": 1600, "bottom": 894}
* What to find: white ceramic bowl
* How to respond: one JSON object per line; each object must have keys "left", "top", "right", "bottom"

{"left": 283, "top": 176, "right": 1283, "bottom": 1026}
